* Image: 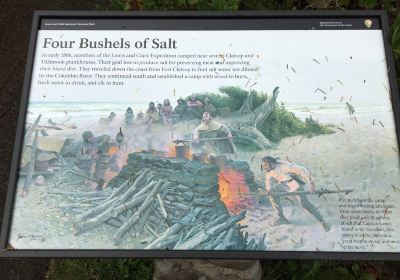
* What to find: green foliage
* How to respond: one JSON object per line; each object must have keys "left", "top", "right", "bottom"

{"left": 359, "top": 0, "right": 377, "bottom": 9}
{"left": 190, "top": 86, "right": 267, "bottom": 112}
{"left": 258, "top": 102, "right": 333, "bottom": 143}
{"left": 191, "top": 87, "right": 332, "bottom": 143}
{"left": 96, "top": 0, "right": 132, "bottom": 10}
{"left": 139, "top": 0, "right": 239, "bottom": 10}
{"left": 261, "top": 260, "right": 376, "bottom": 280}
{"left": 46, "top": 259, "right": 153, "bottom": 280}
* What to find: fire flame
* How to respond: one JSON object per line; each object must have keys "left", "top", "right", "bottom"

{"left": 218, "top": 169, "right": 252, "bottom": 214}
{"left": 167, "top": 144, "right": 176, "bottom": 157}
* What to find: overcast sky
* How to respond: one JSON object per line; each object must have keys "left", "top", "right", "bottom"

{"left": 29, "top": 29, "right": 391, "bottom": 106}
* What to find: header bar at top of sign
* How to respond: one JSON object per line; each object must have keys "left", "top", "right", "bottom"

{"left": 40, "top": 17, "right": 382, "bottom": 31}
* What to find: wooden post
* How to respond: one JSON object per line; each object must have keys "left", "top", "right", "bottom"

{"left": 153, "top": 260, "right": 262, "bottom": 280}
{"left": 22, "top": 130, "right": 39, "bottom": 197}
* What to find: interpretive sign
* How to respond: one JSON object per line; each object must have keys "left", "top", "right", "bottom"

{"left": 1, "top": 11, "right": 399, "bottom": 259}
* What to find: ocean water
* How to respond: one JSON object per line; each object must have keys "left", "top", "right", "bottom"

{"left": 27, "top": 101, "right": 150, "bottom": 123}
{"left": 26, "top": 101, "right": 392, "bottom": 123}
{"left": 285, "top": 103, "right": 391, "bottom": 122}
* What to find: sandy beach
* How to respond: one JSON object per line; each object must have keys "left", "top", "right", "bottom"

{"left": 242, "top": 110, "right": 400, "bottom": 252}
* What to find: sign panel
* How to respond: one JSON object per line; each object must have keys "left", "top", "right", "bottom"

{"left": 1, "top": 11, "right": 400, "bottom": 259}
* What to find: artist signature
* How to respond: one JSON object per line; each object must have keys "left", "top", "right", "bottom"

{"left": 16, "top": 232, "right": 43, "bottom": 241}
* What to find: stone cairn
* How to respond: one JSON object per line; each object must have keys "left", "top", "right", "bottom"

{"left": 53, "top": 152, "right": 267, "bottom": 250}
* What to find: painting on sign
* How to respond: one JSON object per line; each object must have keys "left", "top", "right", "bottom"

{"left": 7, "top": 24, "right": 400, "bottom": 253}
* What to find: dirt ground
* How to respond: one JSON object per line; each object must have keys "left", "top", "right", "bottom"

{"left": 0, "top": 1, "right": 106, "bottom": 279}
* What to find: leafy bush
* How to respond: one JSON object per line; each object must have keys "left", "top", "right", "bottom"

{"left": 258, "top": 102, "right": 333, "bottom": 143}
{"left": 189, "top": 86, "right": 267, "bottom": 111}
{"left": 46, "top": 259, "right": 153, "bottom": 280}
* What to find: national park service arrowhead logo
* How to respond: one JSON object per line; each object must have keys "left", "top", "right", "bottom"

{"left": 364, "top": 19, "right": 372, "bottom": 29}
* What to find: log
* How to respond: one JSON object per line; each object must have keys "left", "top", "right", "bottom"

{"left": 58, "top": 155, "right": 68, "bottom": 166}
{"left": 22, "top": 130, "right": 39, "bottom": 195}
{"left": 202, "top": 241, "right": 215, "bottom": 250}
{"left": 19, "top": 170, "right": 54, "bottom": 177}
{"left": 138, "top": 202, "right": 157, "bottom": 234}
{"left": 114, "top": 169, "right": 150, "bottom": 204}
{"left": 157, "top": 234, "right": 180, "bottom": 249}
{"left": 129, "top": 180, "right": 156, "bottom": 201}
{"left": 239, "top": 90, "right": 254, "bottom": 115}
{"left": 193, "top": 197, "right": 219, "bottom": 207}
{"left": 207, "top": 211, "right": 246, "bottom": 236}
{"left": 235, "top": 225, "right": 249, "bottom": 230}
{"left": 256, "top": 233, "right": 266, "bottom": 250}
{"left": 143, "top": 174, "right": 156, "bottom": 185}
{"left": 157, "top": 193, "right": 168, "bottom": 219}
{"left": 74, "top": 197, "right": 118, "bottom": 223}
{"left": 182, "top": 224, "right": 202, "bottom": 242}
{"left": 108, "top": 180, "right": 129, "bottom": 200}
{"left": 145, "top": 222, "right": 185, "bottom": 249}
{"left": 113, "top": 180, "right": 165, "bottom": 242}
{"left": 219, "top": 228, "right": 234, "bottom": 250}
{"left": 252, "top": 86, "right": 279, "bottom": 127}
{"left": 58, "top": 204, "right": 90, "bottom": 210}
{"left": 140, "top": 236, "right": 155, "bottom": 244}
{"left": 106, "top": 219, "right": 123, "bottom": 228}
{"left": 246, "top": 238, "right": 255, "bottom": 250}
{"left": 212, "top": 230, "right": 227, "bottom": 248}
{"left": 24, "top": 114, "right": 42, "bottom": 141}
{"left": 243, "top": 232, "right": 249, "bottom": 250}
{"left": 148, "top": 215, "right": 161, "bottom": 225}
{"left": 153, "top": 209, "right": 169, "bottom": 227}
{"left": 174, "top": 229, "right": 207, "bottom": 250}
{"left": 172, "top": 202, "right": 190, "bottom": 212}
{"left": 74, "top": 196, "right": 107, "bottom": 203}
{"left": 145, "top": 223, "right": 159, "bottom": 237}
{"left": 126, "top": 209, "right": 133, "bottom": 221}
{"left": 172, "top": 213, "right": 243, "bottom": 250}
{"left": 169, "top": 184, "right": 190, "bottom": 192}
{"left": 73, "top": 194, "right": 146, "bottom": 235}
{"left": 111, "top": 194, "right": 147, "bottom": 218}
{"left": 47, "top": 190, "right": 111, "bottom": 198}
{"left": 116, "top": 213, "right": 126, "bottom": 224}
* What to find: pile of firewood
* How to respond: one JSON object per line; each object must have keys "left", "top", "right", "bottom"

{"left": 49, "top": 168, "right": 267, "bottom": 250}
{"left": 144, "top": 208, "right": 267, "bottom": 250}
{"left": 68, "top": 169, "right": 167, "bottom": 243}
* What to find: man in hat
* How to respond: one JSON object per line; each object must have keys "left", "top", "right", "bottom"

{"left": 192, "top": 112, "right": 237, "bottom": 156}
{"left": 187, "top": 96, "right": 203, "bottom": 119}
{"left": 261, "top": 156, "right": 330, "bottom": 231}
{"left": 145, "top": 102, "right": 160, "bottom": 126}
{"left": 161, "top": 99, "right": 173, "bottom": 126}
{"left": 124, "top": 107, "right": 135, "bottom": 126}
{"left": 75, "top": 130, "right": 98, "bottom": 187}
{"left": 173, "top": 97, "right": 187, "bottom": 121}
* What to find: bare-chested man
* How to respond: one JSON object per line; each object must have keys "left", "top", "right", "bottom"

{"left": 262, "top": 156, "right": 330, "bottom": 232}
